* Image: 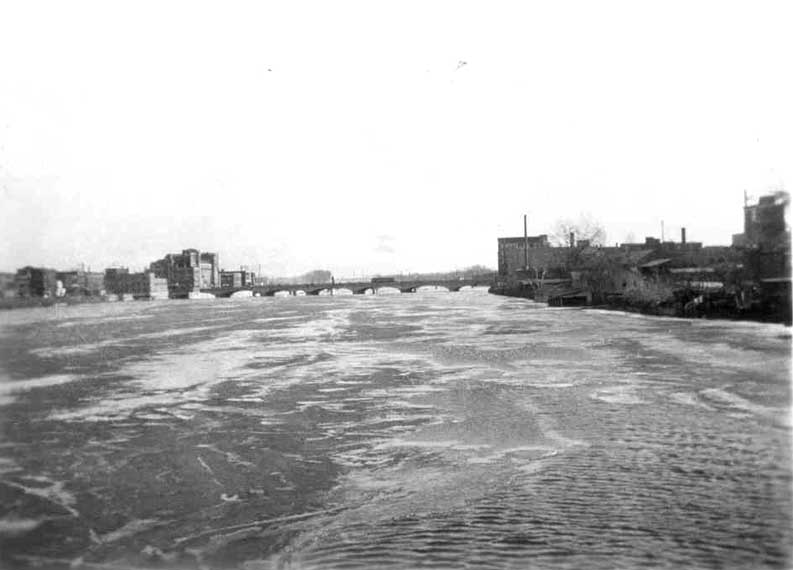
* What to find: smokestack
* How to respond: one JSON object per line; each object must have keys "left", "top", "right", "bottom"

{"left": 681, "top": 227, "right": 686, "bottom": 244}
{"left": 523, "top": 214, "right": 529, "bottom": 269}
{"left": 569, "top": 231, "right": 575, "bottom": 248}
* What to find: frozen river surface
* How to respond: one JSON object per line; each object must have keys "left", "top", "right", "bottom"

{"left": 0, "top": 293, "right": 790, "bottom": 569}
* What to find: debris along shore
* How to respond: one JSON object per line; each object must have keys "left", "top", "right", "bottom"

{"left": 490, "top": 278, "right": 791, "bottom": 325}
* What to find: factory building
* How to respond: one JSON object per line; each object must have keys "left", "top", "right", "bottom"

{"left": 15, "top": 266, "right": 58, "bottom": 298}
{"left": 150, "top": 248, "right": 219, "bottom": 297}
{"left": 104, "top": 267, "right": 169, "bottom": 300}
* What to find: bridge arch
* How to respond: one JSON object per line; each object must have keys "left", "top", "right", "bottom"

{"left": 377, "top": 286, "right": 401, "bottom": 295}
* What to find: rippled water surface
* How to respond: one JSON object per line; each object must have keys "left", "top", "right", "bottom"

{"left": 0, "top": 293, "right": 790, "bottom": 569}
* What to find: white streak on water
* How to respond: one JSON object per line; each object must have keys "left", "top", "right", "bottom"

{"left": 0, "top": 374, "right": 80, "bottom": 406}
{"left": 3, "top": 477, "right": 79, "bottom": 517}
{"left": 0, "top": 517, "right": 44, "bottom": 536}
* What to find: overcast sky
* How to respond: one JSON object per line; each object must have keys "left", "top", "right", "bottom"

{"left": 1, "top": 1, "right": 790, "bottom": 277}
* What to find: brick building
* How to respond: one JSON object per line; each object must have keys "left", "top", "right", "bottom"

{"left": 497, "top": 235, "right": 561, "bottom": 278}
{"left": 199, "top": 252, "right": 220, "bottom": 288}
{"left": 149, "top": 249, "right": 221, "bottom": 296}
{"left": 731, "top": 194, "right": 790, "bottom": 280}
{"left": 733, "top": 194, "right": 789, "bottom": 248}
{"left": 15, "top": 266, "right": 58, "bottom": 298}
{"left": 619, "top": 235, "right": 740, "bottom": 268}
{"left": 220, "top": 269, "right": 256, "bottom": 288}
{"left": 105, "top": 267, "right": 169, "bottom": 300}
{"left": 56, "top": 270, "right": 106, "bottom": 296}
{"left": 497, "top": 228, "right": 743, "bottom": 301}
{"left": 150, "top": 249, "right": 199, "bottom": 297}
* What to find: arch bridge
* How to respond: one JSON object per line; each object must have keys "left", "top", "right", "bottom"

{"left": 202, "top": 277, "right": 494, "bottom": 298}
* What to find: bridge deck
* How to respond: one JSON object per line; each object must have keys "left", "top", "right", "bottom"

{"left": 202, "top": 277, "right": 494, "bottom": 297}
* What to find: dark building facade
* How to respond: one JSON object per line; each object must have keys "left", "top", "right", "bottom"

{"left": 734, "top": 194, "right": 788, "bottom": 248}
{"left": 15, "top": 266, "right": 58, "bottom": 298}
{"left": 220, "top": 269, "right": 256, "bottom": 288}
{"left": 105, "top": 267, "right": 169, "bottom": 300}
{"left": 732, "top": 193, "right": 790, "bottom": 279}
{"left": 150, "top": 249, "right": 221, "bottom": 296}
{"left": 620, "top": 237, "right": 739, "bottom": 268}
{"left": 150, "top": 249, "right": 203, "bottom": 297}
{"left": 497, "top": 235, "right": 556, "bottom": 277}
{"left": 56, "top": 270, "right": 105, "bottom": 296}
{"left": 497, "top": 229, "right": 743, "bottom": 301}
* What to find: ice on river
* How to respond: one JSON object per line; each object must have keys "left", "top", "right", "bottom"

{"left": 0, "top": 294, "right": 790, "bottom": 569}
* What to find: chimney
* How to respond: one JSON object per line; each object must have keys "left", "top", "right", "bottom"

{"left": 681, "top": 227, "right": 686, "bottom": 244}
{"left": 569, "top": 231, "right": 575, "bottom": 248}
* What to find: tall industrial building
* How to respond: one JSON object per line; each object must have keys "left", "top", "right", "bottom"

{"left": 733, "top": 194, "right": 789, "bottom": 249}
{"left": 150, "top": 249, "right": 219, "bottom": 297}
{"left": 199, "top": 252, "right": 220, "bottom": 288}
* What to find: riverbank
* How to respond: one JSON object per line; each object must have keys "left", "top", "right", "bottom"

{"left": 0, "top": 296, "right": 108, "bottom": 311}
{"left": 489, "top": 284, "right": 792, "bottom": 325}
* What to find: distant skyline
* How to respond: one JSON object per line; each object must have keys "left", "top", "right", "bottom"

{"left": 1, "top": 1, "right": 790, "bottom": 277}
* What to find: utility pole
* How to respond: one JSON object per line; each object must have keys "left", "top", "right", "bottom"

{"left": 523, "top": 214, "right": 529, "bottom": 271}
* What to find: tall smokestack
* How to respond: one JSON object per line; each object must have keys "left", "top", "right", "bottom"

{"left": 569, "top": 232, "right": 575, "bottom": 248}
{"left": 681, "top": 227, "right": 686, "bottom": 244}
{"left": 523, "top": 214, "right": 529, "bottom": 269}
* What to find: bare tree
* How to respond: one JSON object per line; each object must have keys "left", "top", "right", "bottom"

{"left": 549, "top": 213, "right": 607, "bottom": 247}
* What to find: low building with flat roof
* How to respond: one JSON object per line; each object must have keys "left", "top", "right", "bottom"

{"left": 220, "top": 269, "right": 256, "bottom": 288}
{"left": 56, "top": 270, "right": 105, "bottom": 296}
{"left": 105, "top": 268, "right": 168, "bottom": 300}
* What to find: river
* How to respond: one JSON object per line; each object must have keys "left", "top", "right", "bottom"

{"left": 0, "top": 292, "right": 790, "bottom": 569}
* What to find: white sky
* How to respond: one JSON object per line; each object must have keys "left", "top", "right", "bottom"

{"left": 1, "top": 1, "right": 790, "bottom": 277}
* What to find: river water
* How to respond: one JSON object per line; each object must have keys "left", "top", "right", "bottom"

{"left": 0, "top": 292, "right": 790, "bottom": 569}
